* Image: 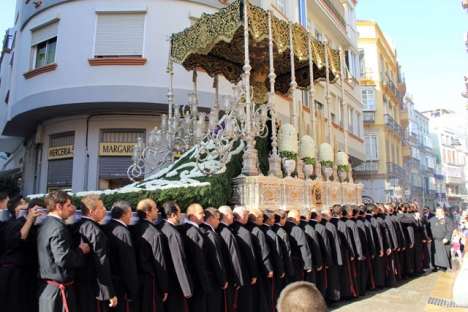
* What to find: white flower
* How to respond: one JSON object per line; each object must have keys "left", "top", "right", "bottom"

{"left": 298, "top": 135, "right": 316, "bottom": 159}
{"left": 278, "top": 124, "right": 298, "bottom": 153}
{"left": 335, "top": 152, "right": 349, "bottom": 166}
{"left": 318, "top": 143, "right": 334, "bottom": 162}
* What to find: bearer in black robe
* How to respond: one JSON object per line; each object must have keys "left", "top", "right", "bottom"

{"left": 0, "top": 198, "right": 43, "bottom": 312}
{"left": 272, "top": 209, "right": 295, "bottom": 292}
{"left": 199, "top": 208, "right": 228, "bottom": 312}
{"left": 310, "top": 209, "right": 336, "bottom": 300}
{"left": 413, "top": 207, "right": 428, "bottom": 274}
{"left": 342, "top": 205, "right": 362, "bottom": 296}
{"left": 356, "top": 206, "right": 375, "bottom": 293}
{"left": 261, "top": 210, "right": 285, "bottom": 309}
{"left": 379, "top": 204, "right": 398, "bottom": 287}
{"left": 178, "top": 203, "right": 211, "bottom": 312}
{"left": 283, "top": 209, "right": 313, "bottom": 283}
{"left": 156, "top": 202, "right": 193, "bottom": 312}
{"left": 320, "top": 208, "right": 342, "bottom": 302}
{"left": 131, "top": 199, "right": 168, "bottom": 312}
{"left": 217, "top": 206, "right": 245, "bottom": 312}
{"left": 231, "top": 206, "right": 258, "bottom": 312}
{"left": 245, "top": 209, "right": 273, "bottom": 312}
{"left": 397, "top": 203, "right": 416, "bottom": 277}
{"left": 102, "top": 201, "right": 139, "bottom": 312}
{"left": 37, "top": 191, "right": 90, "bottom": 312}
{"left": 429, "top": 206, "right": 454, "bottom": 272}
{"left": 71, "top": 195, "right": 117, "bottom": 312}
{"left": 366, "top": 203, "right": 386, "bottom": 289}
{"left": 329, "top": 204, "right": 357, "bottom": 299}
{"left": 299, "top": 209, "right": 323, "bottom": 285}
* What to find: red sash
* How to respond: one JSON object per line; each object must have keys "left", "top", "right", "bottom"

{"left": 46, "top": 280, "right": 74, "bottom": 312}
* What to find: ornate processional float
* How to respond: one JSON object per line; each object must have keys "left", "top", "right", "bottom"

{"left": 127, "top": 0, "right": 362, "bottom": 210}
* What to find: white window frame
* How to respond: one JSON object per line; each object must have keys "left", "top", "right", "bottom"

{"left": 361, "top": 88, "right": 375, "bottom": 111}
{"left": 30, "top": 20, "right": 59, "bottom": 69}
{"left": 365, "top": 135, "right": 379, "bottom": 160}
{"left": 298, "top": 0, "right": 307, "bottom": 28}
{"left": 94, "top": 9, "right": 147, "bottom": 58}
{"left": 347, "top": 50, "right": 357, "bottom": 78}
{"left": 276, "top": 0, "right": 287, "bottom": 16}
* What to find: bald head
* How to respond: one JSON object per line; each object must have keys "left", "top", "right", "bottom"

{"left": 288, "top": 209, "right": 301, "bottom": 225}
{"left": 186, "top": 203, "right": 205, "bottom": 225}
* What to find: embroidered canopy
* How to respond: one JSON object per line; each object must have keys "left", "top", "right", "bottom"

{"left": 170, "top": 0, "right": 341, "bottom": 95}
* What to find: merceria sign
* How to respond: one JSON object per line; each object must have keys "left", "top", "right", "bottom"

{"left": 48, "top": 145, "right": 74, "bottom": 160}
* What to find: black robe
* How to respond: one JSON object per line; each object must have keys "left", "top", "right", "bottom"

{"left": 321, "top": 218, "right": 342, "bottom": 301}
{"left": 299, "top": 219, "right": 322, "bottom": 284}
{"left": 378, "top": 213, "right": 397, "bottom": 287}
{"left": 245, "top": 222, "right": 272, "bottom": 312}
{"left": 131, "top": 220, "right": 169, "bottom": 312}
{"left": 310, "top": 219, "right": 336, "bottom": 300}
{"left": 429, "top": 216, "right": 454, "bottom": 269}
{"left": 102, "top": 219, "right": 139, "bottom": 312}
{"left": 343, "top": 217, "right": 362, "bottom": 296}
{"left": 283, "top": 221, "right": 312, "bottom": 283}
{"left": 178, "top": 222, "right": 211, "bottom": 312}
{"left": 230, "top": 221, "right": 258, "bottom": 312}
{"left": 356, "top": 216, "right": 372, "bottom": 294}
{"left": 271, "top": 223, "right": 294, "bottom": 293}
{"left": 200, "top": 223, "right": 228, "bottom": 312}
{"left": 260, "top": 224, "right": 285, "bottom": 309}
{"left": 70, "top": 217, "right": 114, "bottom": 312}
{"left": 156, "top": 220, "right": 193, "bottom": 312}
{"left": 0, "top": 217, "right": 39, "bottom": 312}
{"left": 37, "top": 216, "right": 85, "bottom": 312}
{"left": 216, "top": 222, "right": 245, "bottom": 312}
{"left": 366, "top": 214, "right": 385, "bottom": 288}
{"left": 329, "top": 217, "right": 357, "bottom": 299}
{"left": 397, "top": 212, "right": 416, "bottom": 277}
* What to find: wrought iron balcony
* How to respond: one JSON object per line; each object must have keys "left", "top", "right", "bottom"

{"left": 384, "top": 73, "right": 401, "bottom": 99}
{"left": 435, "top": 192, "right": 447, "bottom": 199}
{"left": 427, "top": 167, "right": 434, "bottom": 174}
{"left": 387, "top": 162, "right": 406, "bottom": 181}
{"left": 384, "top": 114, "right": 403, "bottom": 137}
{"left": 419, "top": 164, "right": 427, "bottom": 172}
{"left": 363, "top": 111, "right": 375, "bottom": 123}
{"left": 354, "top": 161, "right": 378, "bottom": 173}
{"left": 424, "top": 145, "right": 433, "bottom": 153}
{"left": 424, "top": 189, "right": 436, "bottom": 196}
{"left": 320, "top": 0, "right": 346, "bottom": 29}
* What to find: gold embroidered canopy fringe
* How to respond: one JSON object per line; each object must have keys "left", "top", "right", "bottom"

{"left": 170, "top": 0, "right": 341, "bottom": 95}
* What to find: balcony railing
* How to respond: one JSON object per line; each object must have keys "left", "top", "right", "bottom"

{"left": 387, "top": 162, "right": 406, "bottom": 181}
{"left": 435, "top": 192, "right": 447, "bottom": 199}
{"left": 419, "top": 165, "right": 427, "bottom": 172}
{"left": 424, "top": 189, "right": 436, "bottom": 196}
{"left": 320, "top": 0, "right": 346, "bottom": 28}
{"left": 424, "top": 145, "right": 433, "bottom": 153}
{"left": 427, "top": 167, "right": 434, "bottom": 174}
{"left": 354, "top": 161, "right": 378, "bottom": 173}
{"left": 447, "top": 176, "right": 462, "bottom": 184}
{"left": 363, "top": 112, "right": 375, "bottom": 123}
{"left": 384, "top": 73, "right": 401, "bottom": 99}
{"left": 384, "top": 114, "right": 403, "bottom": 137}
{"left": 411, "top": 186, "right": 423, "bottom": 194}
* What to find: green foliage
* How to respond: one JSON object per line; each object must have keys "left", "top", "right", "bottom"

{"left": 255, "top": 135, "right": 269, "bottom": 175}
{"left": 0, "top": 175, "right": 22, "bottom": 197}
{"left": 303, "top": 157, "right": 316, "bottom": 165}
{"left": 320, "top": 160, "right": 334, "bottom": 168}
{"left": 280, "top": 151, "right": 298, "bottom": 159}
{"left": 337, "top": 164, "right": 350, "bottom": 172}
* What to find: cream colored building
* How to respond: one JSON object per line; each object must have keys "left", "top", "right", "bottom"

{"left": 354, "top": 20, "right": 405, "bottom": 203}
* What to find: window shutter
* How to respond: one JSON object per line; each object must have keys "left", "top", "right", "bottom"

{"left": 95, "top": 13, "right": 145, "bottom": 57}
{"left": 31, "top": 22, "right": 58, "bottom": 46}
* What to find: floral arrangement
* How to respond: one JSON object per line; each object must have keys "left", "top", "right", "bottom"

{"left": 318, "top": 143, "right": 334, "bottom": 167}
{"left": 278, "top": 124, "right": 298, "bottom": 159}
{"left": 335, "top": 151, "right": 350, "bottom": 171}
{"left": 298, "top": 135, "right": 316, "bottom": 165}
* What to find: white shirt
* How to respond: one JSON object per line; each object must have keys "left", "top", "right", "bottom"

{"left": 112, "top": 218, "right": 127, "bottom": 227}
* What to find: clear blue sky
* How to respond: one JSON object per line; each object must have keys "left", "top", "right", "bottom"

{"left": 357, "top": 0, "right": 468, "bottom": 113}
{"left": 1, "top": 0, "right": 467, "bottom": 113}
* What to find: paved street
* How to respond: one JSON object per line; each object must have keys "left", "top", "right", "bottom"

{"left": 329, "top": 259, "right": 468, "bottom": 312}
